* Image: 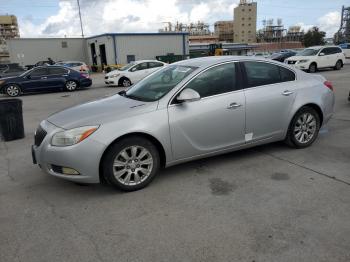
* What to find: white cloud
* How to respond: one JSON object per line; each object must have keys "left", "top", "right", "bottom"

{"left": 19, "top": 0, "right": 239, "bottom": 37}
{"left": 317, "top": 11, "right": 341, "bottom": 37}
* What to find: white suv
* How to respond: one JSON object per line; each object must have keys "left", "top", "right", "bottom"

{"left": 285, "top": 46, "right": 345, "bottom": 73}
{"left": 105, "top": 60, "right": 167, "bottom": 87}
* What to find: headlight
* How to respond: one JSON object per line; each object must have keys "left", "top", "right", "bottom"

{"left": 298, "top": 60, "right": 309, "bottom": 63}
{"left": 51, "top": 125, "right": 99, "bottom": 147}
{"left": 111, "top": 73, "right": 120, "bottom": 78}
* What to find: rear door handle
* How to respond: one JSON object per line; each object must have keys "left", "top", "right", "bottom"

{"left": 282, "top": 90, "right": 294, "bottom": 96}
{"left": 41, "top": 76, "right": 47, "bottom": 79}
{"left": 227, "top": 102, "right": 242, "bottom": 109}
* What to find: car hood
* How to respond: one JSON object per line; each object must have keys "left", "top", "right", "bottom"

{"left": 47, "top": 94, "right": 158, "bottom": 129}
{"left": 106, "top": 69, "right": 120, "bottom": 77}
{"left": 286, "top": 56, "right": 314, "bottom": 61}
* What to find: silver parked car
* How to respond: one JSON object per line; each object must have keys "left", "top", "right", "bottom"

{"left": 32, "top": 56, "right": 335, "bottom": 191}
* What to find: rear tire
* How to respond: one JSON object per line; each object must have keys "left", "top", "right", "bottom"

{"left": 334, "top": 60, "right": 342, "bottom": 70}
{"left": 65, "top": 80, "right": 77, "bottom": 91}
{"left": 308, "top": 63, "right": 317, "bottom": 73}
{"left": 285, "top": 106, "right": 320, "bottom": 149}
{"left": 102, "top": 136, "right": 160, "bottom": 191}
{"left": 5, "top": 84, "right": 21, "bottom": 97}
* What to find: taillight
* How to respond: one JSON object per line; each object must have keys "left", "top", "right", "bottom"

{"left": 80, "top": 73, "right": 89, "bottom": 78}
{"left": 324, "top": 81, "right": 333, "bottom": 91}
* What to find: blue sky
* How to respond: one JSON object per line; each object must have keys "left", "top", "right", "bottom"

{"left": 0, "top": 0, "right": 346, "bottom": 37}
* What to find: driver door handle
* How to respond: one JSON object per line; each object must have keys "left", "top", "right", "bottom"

{"left": 41, "top": 76, "right": 47, "bottom": 79}
{"left": 227, "top": 102, "right": 242, "bottom": 109}
{"left": 282, "top": 90, "right": 293, "bottom": 96}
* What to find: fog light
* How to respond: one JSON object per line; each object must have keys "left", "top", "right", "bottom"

{"left": 62, "top": 167, "right": 80, "bottom": 175}
{"left": 51, "top": 165, "right": 80, "bottom": 175}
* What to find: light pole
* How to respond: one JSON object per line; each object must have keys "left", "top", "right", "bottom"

{"left": 77, "top": 0, "right": 84, "bottom": 37}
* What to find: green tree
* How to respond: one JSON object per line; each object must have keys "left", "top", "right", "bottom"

{"left": 303, "top": 27, "right": 326, "bottom": 47}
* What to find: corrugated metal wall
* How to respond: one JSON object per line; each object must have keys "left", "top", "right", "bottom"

{"left": 7, "top": 38, "right": 87, "bottom": 66}
{"left": 115, "top": 34, "right": 187, "bottom": 64}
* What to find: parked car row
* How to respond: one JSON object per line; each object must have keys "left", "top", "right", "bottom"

{"left": 0, "top": 65, "right": 92, "bottom": 97}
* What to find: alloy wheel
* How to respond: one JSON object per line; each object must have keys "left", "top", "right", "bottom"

{"left": 122, "top": 79, "right": 131, "bottom": 87}
{"left": 113, "top": 146, "right": 154, "bottom": 186}
{"left": 66, "top": 81, "right": 77, "bottom": 91}
{"left": 293, "top": 113, "right": 317, "bottom": 144}
{"left": 6, "top": 85, "right": 19, "bottom": 97}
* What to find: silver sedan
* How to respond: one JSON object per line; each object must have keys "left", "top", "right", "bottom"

{"left": 32, "top": 56, "right": 335, "bottom": 191}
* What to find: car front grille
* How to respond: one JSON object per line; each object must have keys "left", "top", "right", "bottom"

{"left": 288, "top": 61, "right": 297, "bottom": 64}
{"left": 34, "top": 126, "right": 47, "bottom": 146}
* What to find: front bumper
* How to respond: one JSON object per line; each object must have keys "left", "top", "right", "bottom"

{"left": 32, "top": 120, "right": 105, "bottom": 184}
{"left": 286, "top": 61, "right": 310, "bottom": 70}
{"left": 104, "top": 76, "right": 119, "bottom": 85}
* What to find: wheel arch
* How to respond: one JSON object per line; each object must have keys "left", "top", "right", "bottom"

{"left": 2, "top": 82, "right": 22, "bottom": 94}
{"left": 118, "top": 76, "right": 131, "bottom": 86}
{"left": 98, "top": 132, "right": 167, "bottom": 183}
{"left": 290, "top": 103, "right": 324, "bottom": 127}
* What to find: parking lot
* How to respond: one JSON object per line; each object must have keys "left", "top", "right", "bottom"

{"left": 0, "top": 65, "right": 349, "bottom": 262}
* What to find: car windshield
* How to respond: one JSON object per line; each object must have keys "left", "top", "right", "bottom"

{"left": 119, "top": 62, "right": 136, "bottom": 71}
{"left": 120, "top": 65, "right": 197, "bottom": 102}
{"left": 269, "top": 53, "right": 282, "bottom": 59}
{"left": 298, "top": 48, "right": 320, "bottom": 56}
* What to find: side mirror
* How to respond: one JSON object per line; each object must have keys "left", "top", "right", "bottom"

{"left": 177, "top": 88, "right": 200, "bottom": 103}
{"left": 319, "top": 52, "right": 325, "bottom": 56}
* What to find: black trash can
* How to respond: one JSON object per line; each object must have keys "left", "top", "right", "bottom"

{"left": 0, "top": 99, "right": 25, "bottom": 141}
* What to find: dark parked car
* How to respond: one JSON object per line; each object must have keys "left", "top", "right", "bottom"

{"left": 0, "top": 63, "right": 26, "bottom": 78}
{"left": 0, "top": 66, "right": 92, "bottom": 97}
{"left": 269, "top": 51, "right": 296, "bottom": 62}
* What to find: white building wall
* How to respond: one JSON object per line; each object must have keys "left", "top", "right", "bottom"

{"left": 115, "top": 34, "right": 187, "bottom": 64}
{"left": 7, "top": 38, "right": 87, "bottom": 66}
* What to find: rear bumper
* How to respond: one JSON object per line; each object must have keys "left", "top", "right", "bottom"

{"left": 80, "top": 78, "right": 92, "bottom": 87}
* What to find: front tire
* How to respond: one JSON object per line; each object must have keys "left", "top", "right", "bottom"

{"left": 5, "top": 84, "right": 21, "bottom": 97}
{"left": 102, "top": 136, "right": 160, "bottom": 191}
{"left": 65, "top": 80, "right": 77, "bottom": 91}
{"left": 119, "top": 77, "right": 131, "bottom": 87}
{"left": 285, "top": 106, "right": 320, "bottom": 148}
{"left": 308, "top": 63, "right": 317, "bottom": 73}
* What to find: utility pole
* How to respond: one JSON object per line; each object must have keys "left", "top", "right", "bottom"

{"left": 77, "top": 0, "right": 84, "bottom": 37}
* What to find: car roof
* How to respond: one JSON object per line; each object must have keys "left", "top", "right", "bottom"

{"left": 56, "top": 61, "right": 85, "bottom": 64}
{"left": 173, "top": 56, "right": 281, "bottom": 69}
{"left": 133, "top": 60, "right": 165, "bottom": 64}
{"left": 306, "top": 45, "right": 340, "bottom": 50}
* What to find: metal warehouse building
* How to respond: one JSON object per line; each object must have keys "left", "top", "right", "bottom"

{"left": 7, "top": 33, "right": 189, "bottom": 66}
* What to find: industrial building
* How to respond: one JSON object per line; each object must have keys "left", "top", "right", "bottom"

{"left": 0, "top": 15, "right": 20, "bottom": 62}
{"left": 214, "top": 21, "right": 234, "bottom": 42}
{"left": 233, "top": 0, "right": 257, "bottom": 43}
{"left": 335, "top": 5, "right": 350, "bottom": 44}
{"left": 7, "top": 33, "right": 189, "bottom": 66}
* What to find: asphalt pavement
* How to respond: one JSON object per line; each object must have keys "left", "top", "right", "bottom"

{"left": 0, "top": 67, "right": 349, "bottom": 262}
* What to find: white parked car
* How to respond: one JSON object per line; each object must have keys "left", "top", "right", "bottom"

{"left": 56, "top": 61, "right": 90, "bottom": 74}
{"left": 105, "top": 60, "right": 167, "bottom": 87}
{"left": 285, "top": 46, "right": 345, "bottom": 73}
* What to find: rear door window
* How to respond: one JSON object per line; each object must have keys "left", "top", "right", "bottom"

{"left": 148, "top": 62, "right": 164, "bottom": 68}
{"left": 48, "top": 67, "right": 68, "bottom": 75}
{"left": 243, "top": 61, "right": 295, "bottom": 88}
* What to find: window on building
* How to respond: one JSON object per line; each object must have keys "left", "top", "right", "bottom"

{"left": 248, "top": 24, "right": 251, "bottom": 26}
{"left": 242, "top": 24, "right": 245, "bottom": 26}
{"left": 242, "top": 9, "right": 245, "bottom": 11}
{"left": 61, "top": 41, "right": 68, "bottom": 48}
{"left": 249, "top": 9, "right": 251, "bottom": 11}
{"left": 242, "top": 30, "right": 245, "bottom": 33}
{"left": 242, "top": 17, "right": 245, "bottom": 20}
{"left": 249, "top": 17, "right": 251, "bottom": 20}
